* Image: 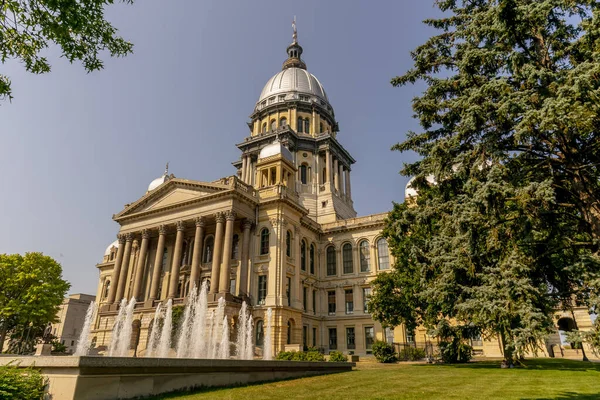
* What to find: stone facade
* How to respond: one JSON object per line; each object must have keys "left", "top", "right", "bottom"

{"left": 91, "top": 30, "right": 597, "bottom": 360}
{"left": 51, "top": 293, "right": 95, "bottom": 353}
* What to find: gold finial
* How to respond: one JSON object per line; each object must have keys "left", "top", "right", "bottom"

{"left": 292, "top": 16, "right": 297, "bottom": 43}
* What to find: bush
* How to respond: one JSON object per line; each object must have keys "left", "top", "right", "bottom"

{"left": 439, "top": 341, "right": 473, "bottom": 364}
{"left": 398, "top": 347, "right": 426, "bottom": 361}
{"left": 51, "top": 340, "right": 67, "bottom": 353}
{"left": 276, "top": 350, "right": 325, "bottom": 362}
{"left": 0, "top": 363, "right": 46, "bottom": 400}
{"left": 328, "top": 351, "right": 348, "bottom": 362}
{"left": 372, "top": 341, "right": 397, "bottom": 363}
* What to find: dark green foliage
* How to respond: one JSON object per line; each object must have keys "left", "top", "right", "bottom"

{"left": 372, "top": 341, "right": 397, "bottom": 363}
{"left": 328, "top": 351, "right": 348, "bottom": 362}
{"left": 0, "top": 363, "right": 46, "bottom": 400}
{"left": 0, "top": 0, "right": 134, "bottom": 101}
{"left": 398, "top": 347, "right": 426, "bottom": 361}
{"left": 275, "top": 350, "right": 325, "bottom": 362}
{"left": 51, "top": 340, "right": 67, "bottom": 354}
{"left": 370, "top": 0, "right": 600, "bottom": 365}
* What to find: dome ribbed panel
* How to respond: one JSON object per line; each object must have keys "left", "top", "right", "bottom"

{"left": 257, "top": 67, "right": 330, "bottom": 105}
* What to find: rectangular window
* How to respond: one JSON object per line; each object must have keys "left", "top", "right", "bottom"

{"left": 326, "top": 248, "right": 336, "bottom": 276}
{"left": 345, "top": 289, "right": 354, "bottom": 314}
{"left": 309, "top": 245, "right": 315, "bottom": 274}
{"left": 343, "top": 244, "right": 353, "bottom": 274}
{"left": 406, "top": 330, "right": 415, "bottom": 344}
{"left": 365, "top": 327, "right": 375, "bottom": 351}
{"left": 329, "top": 328, "right": 337, "bottom": 350}
{"left": 303, "top": 326, "right": 308, "bottom": 348}
{"left": 286, "top": 277, "right": 291, "bottom": 307}
{"left": 385, "top": 327, "right": 395, "bottom": 344}
{"left": 312, "top": 327, "right": 317, "bottom": 347}
{"left": 312, "top": 290, "right": 316, "bottom": 315}
{"left": 328, "top": 290, "right": 336, "bottom": 315}
{"left": 346, "top": 327, "right": 356, "bottom": 350}
{"left": 303, "top": 287, "right": 307, "bottom": 312}
{"left": 257, "top": 275, "right": 267, "bottom": 305}
{"left": 230, "top": 279, "right": 236, "bottom": 294}
{"left": 363, "top": 287, "right": 372, "bottom": 313}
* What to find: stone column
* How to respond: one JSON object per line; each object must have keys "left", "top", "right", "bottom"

{"left": 241, "top": 156, "right": 248, "bottom": 183}
{"left": 115, "top": 233, "right": 133, "bottom": 303}
{"left": 333, "top": 158, "right": 339, "bottom": 191}
{"left": 339, "top": 163, "right": 345, "bottom": 197}
{"left": 210, "top": 213, "right": 225, "bottom": 294}
{"left": 132, "top": 229, "right": 150, "bottom": 301}
{"left": 219, "top": 211, "right": 236, "bottom": 294}
{"left": 325, "top": 149, "right": 331, "bottom": 183}
{"left": 168, "top": 221, "right": 186, "bottom": 299}
{"left": 311, "top": 108, "right": 317, "bottom": 135}
{"left": 149, "top": 225, "right": 167, "bottom": 301}
{"left": 189, "top": 217, "right": 206, "bottom": 291}
{"left": 293, "top": 227, "right": 302, "bottom": 309}
{"left": 107, "top": 235, "right": 126, "bottom": 304}
{"left": 316, "top": 152, "right": 321, "bottom": 185}
{"left": 345, "top": 168, "right": 352, "bottom": 200}
{"left": 239, "top": 219, "right": 253, "bottom": 296}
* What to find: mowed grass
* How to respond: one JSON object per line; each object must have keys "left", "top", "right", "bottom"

{"left": 154, "top": 359, "right": 600, "bottom": 400}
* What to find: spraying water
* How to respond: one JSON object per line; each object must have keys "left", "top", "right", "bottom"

{"left": 245, "top": 313, "right": 254, "bottom": 360}
{"left": 108, "top": 298, "right": 128, "bottom": 356}
{"left": 263, "top": 307, "right": 273, "bottom": 360}
{"left": 235, "top": 302, "right": 248, "bottom": 359}
{"left": 190, "top": 281, "right": 209, "bottom": 358}
{"left": 176, "top": 286, "right": 198, "bottom": 358}
{"left": 114, "top": 297, "right": 136, "bottom": 357}
{"left": 219, "top": 316, "right": 230, "bottom": 359}
{"left": 157, "top": 299, "right": 173, "bottom": 358}
{"left": 74, "top": 301, "right": 97, "bottom": 356}
{"left": 145, "top": 303, "right": 162, "bottom": 358}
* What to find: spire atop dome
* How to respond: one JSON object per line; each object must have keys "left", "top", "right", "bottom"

{"left": 283, "top": 17, "right": 306, "bottom": 70}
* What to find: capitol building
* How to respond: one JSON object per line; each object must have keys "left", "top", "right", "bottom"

{"left": 91, "top": 30, "right": 595, "bottom": 360}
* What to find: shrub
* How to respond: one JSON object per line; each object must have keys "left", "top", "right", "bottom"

{"left": 0, "top": 363, "right": 46, "bottom": 400}
{"left": 372, "top": 341, "right": 397, "bottom": 363}
{"left": 305, "top": 351, "right": 325, "bottom": 362}
{"left": 439, "top": 341, "right": 473, "bottom": 364}
{"left": 51, "top": 340, "right": 67, "bottom": 353}
{"left": 276, "top": 350, "right": 324, "bottom": 362}
{"left": 398, "top": 347, "right": 426, "bottom": 361}
{"left": 328, "top": 351, "right": 348, "bottom": 362}
{"left": 276, "top": 351, "right": 294, "bottom": 360}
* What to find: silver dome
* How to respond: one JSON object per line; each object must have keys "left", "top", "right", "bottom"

{"left": 259, "top": 140, "right": 294, "bottom": 163}
{"left": 257, "top": 67, "right": 329, "bottom": 107}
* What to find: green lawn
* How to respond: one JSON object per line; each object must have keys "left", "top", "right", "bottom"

{"left": 154, "top": 359, "right": 600, "bottom": 400}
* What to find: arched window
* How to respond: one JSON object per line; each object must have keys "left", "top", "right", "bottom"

{"left": 297, "top": 117, "right": 303, "bottom": 133}
{"left": 359, "top": 240, "right": 370, "bottom": 272}
{"left": 103, "top": 280, "right": 111, "bottom": 299}
{"left": 299, "top": 164, "right": 308, "bottom": 184}
{"left": 322, "top": 167, "right": 327, "bottom": 184}
{"left": 304, "top": 118, "right": 310, "bottom": 134}
{"left": 203, "top": 236, "right": 214, "bottom": 263}
{"left": 280, "top": 117, "right": 287, "bottom": 127}
{"left": 326, "top": 246, "right": 336, "bottom": 276}
{"left": 286, "top": 230, "right": 292, "bottom": 257}
{"left": 270, "top": 119, "right": 276, "bottom": 131}
{"left": 301, "top": 240, "right": 307, "bottom": 271}
{"left": 260, "top": 228, "right": 270, "bottom": 255}
{"left": 377, "top": 238, "right": 390, "bottom": 270}
{"left": 256, "top": 320, "right": 265, "bottom": 346}
{"left": 309, "top": 244, "right": 315, "bottom": 274}
{"left": 320, "top": 123, "right": 324, "bottom": 133}
{"left": 262, "top": 122, "right": 267, "bottom": 133}
{"left": 232, "top": 234, "right": 239, "bottom": 260}
{"left": 343, "top": 243, "right": 353, "bottom": 274}
{"left": 287, "top": 320, "right": 292, "bottom": 345}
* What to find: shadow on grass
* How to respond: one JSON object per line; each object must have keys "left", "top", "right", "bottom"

{"left": 521, "top": 392, "right": 600, "bottom": 400}
{"left": 411, "top": 358, "right": 600, "bottom": 372}
{"left": 146, "top": 370, "right": 357, "bottom": 399}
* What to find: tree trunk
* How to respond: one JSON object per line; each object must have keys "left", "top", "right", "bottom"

{"left": 500, "top": 329, "right": 514, "bottom": 368}
{"left": 0, "top": 325, "right": 6, "bottom": 353}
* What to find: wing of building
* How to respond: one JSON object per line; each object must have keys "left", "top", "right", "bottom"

{"left": 92, "top": 31, "right": 596, "bottom": 360}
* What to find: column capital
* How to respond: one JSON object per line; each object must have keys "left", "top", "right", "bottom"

{"left": 215, "top": 212, "right": 225, "bottom": 224}
{"left": 117, "top": 234, "right": 126, "bottom": 244}
{"left": 225, "top": 210, "right": 236, "bottom": 221}
{"left": 242, "top": 219, "right": 254, "bottom": 230}
{"left": 158, "top": 225, "right": 167, "bottom": 235}
{"left": 176, "top": 220, "right": 186, "bottom": 231}
{"left": 294, "top": 225, "right": 301, "bottom": 235}
{"left": 141, "top": 229, "right": 150, "bottom": 240}
{"left": 124, "top": 233, "right": 133, "bottom": 242}
{"left": 195, "top": 216, "right": 206, "bottom": 228}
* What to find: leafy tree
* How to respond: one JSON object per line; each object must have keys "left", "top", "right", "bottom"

{"left": 0, "top": 253, "right": 70, "bottom": 353}
{"left": 0, "top": 0, "right": 134, "bottom": 101}
{"left": 370, "top": 0, "right": 600, "bottom": 365}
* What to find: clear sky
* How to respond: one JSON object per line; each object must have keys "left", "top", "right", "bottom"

{"left": 0, "top": 0, "right": 440, "bottom": 295}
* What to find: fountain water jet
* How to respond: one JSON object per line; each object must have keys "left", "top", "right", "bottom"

{"left": 263, "top": 307, "right": 273, "bottom": 360}
{"left": 114, "top": 298, "right": 136, "bottom": 357}
{"left": 235, "top": 302, "right": 247, "bottom": 359}
{"left": 157, "top": 299, "right": 173, "bottom": 358}
{"left": 245, "top": 313, "right": 254, "bottom": 360}
{"left": 74, "top": 301, "right": 97, "bottom": 356}
{"left": 108, "top": 298, "right": 128, "bottom": 357}
{"left": 218, "top": 316, "right": 230, "bottom": 359}
{"left": 190, "top": 281, "right": 209, "bottom": 358}
{"left": 176, "top": 286, "right": 198, "bottom": 358}
{"left": 145, "top": 303, "right": 162, "bottom": 358}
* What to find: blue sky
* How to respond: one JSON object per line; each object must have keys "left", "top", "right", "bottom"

{"left": 0, "top": 0, "right": 440, "bottom": 294}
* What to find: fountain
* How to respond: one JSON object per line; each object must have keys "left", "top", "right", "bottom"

{"left": 245, "top": 314, "right": 254, "bottom": 360}
{"left": 218, "top": 316, "right": 230, "bottom": 359}
{"left": 74, "top": 301, "right": 97, "bottom": 356}
{"left": 175, "top": 286, "right": 197, "bottom": 358}
{"left": 108, "top": 298, "right": 127, "bottom": 357}
{"left": 263, "top": 307, "right": 273, "bottom": 360}
{"left": 145, "top": 303, "right": 163, "bottom": 357}
{"left": 157, "top": 299, "right": 173, "bottom": 358}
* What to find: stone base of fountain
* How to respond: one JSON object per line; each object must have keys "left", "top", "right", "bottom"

{"left": 1, "top": 356, "right": 355, "bottom": 400}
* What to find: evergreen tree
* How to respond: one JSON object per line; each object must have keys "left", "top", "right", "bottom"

{"left": 369, "top": 0, "right": 600, "bottom": 364}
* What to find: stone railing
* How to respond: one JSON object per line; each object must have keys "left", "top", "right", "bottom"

{"left": 321, "top": 212, "right": 389, "bottom": 231}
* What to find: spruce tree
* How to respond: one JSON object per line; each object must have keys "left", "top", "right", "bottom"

{"left": 369, "top": 0, "right": 600, "bottom": 364}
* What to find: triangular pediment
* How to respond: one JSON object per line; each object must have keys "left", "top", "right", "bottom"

{"left": 114, "top": 178, "right": 230, "bottom": 219}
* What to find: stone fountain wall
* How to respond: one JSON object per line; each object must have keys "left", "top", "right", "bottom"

{"left": 1, "top": 356, "right": 354, "bottom": 400}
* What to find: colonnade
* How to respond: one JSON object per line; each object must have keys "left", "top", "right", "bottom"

{"left": 105, "top": 211, "right": 254, "bottom": 306}
{"left": 324, "top": 149, "right": 351, "bottom": 199}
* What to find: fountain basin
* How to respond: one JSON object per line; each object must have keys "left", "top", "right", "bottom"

{"left": 1, "top": 356, "right": 355, "bottom": 400}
